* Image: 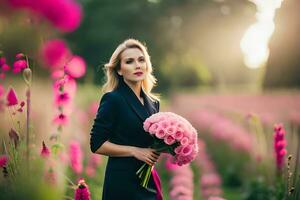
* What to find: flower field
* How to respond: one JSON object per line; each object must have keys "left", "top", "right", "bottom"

{"left": 0, "top": 0, "right": 299, "bottom": 199}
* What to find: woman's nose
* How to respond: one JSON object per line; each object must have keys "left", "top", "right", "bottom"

{"left": 135, "top": 61, "right": 141, "bottom": 69}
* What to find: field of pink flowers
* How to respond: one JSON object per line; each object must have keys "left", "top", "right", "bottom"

{"left": 1, "top": 68, "right": 300, "bottom": 199}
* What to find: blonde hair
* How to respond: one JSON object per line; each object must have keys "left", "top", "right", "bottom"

{"left": 102, "top": 38, "right": 160, "bottom": 102}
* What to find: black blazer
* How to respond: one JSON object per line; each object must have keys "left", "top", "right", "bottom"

{"left": 90, "top": 76, "right": 160, "bottom": 200}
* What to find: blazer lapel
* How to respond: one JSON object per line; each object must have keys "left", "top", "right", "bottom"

{"left": 142, "top": 90, "right": 157, "bottom": 116}
{"left": 117, "top": 78, "right": 149, "bottom": 122}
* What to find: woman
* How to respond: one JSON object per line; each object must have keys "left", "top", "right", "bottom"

{"left": 90, "top": 38, "right": 163, "bottom": 200}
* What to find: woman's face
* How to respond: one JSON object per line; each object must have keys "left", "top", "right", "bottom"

{"left": 117, "top": 48, "right": 147, "bottom": 84}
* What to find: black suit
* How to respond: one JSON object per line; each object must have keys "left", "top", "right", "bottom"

{"left": 90, "top": 76, "right": 160, "bottom": 200}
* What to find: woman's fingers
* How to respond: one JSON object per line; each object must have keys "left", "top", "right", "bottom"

{"left": 146, "top": 158, "right": 154, "bottom": 166}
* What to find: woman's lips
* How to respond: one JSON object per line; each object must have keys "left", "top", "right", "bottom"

{"left": 134, "top": 72, "right": 143, "bottom": 76}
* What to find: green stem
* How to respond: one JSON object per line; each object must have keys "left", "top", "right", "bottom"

{"left": 141, "top": 165, "right": 152, "bottom": 187}
{"left": 136, "top": 163, "right": 147, "bottom": 176}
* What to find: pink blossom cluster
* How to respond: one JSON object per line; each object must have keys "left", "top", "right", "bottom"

{"left": 39, "top": 39, "right": 86, "bottom": 128}
{"left": 144, "top": 112, "right": 198, "bottom": 166}
{"left": 0, "top": 53, "right": 26, "bottom": 110}
{"left": 0, "top": 52, "right": 29, "bottom": 112}
{"left": 40, "top": 141, "right": 51, "bottom": 158}
{"left": 74, "top": 178, "right": 91, "bottom": 200}
{"left": 69, "top": 140, "right": 83, "bottom": 175}
{"left": 85, "top": 154, "right": 102, "bottom": 177}
{"left": 0, "top": 54, "right": 10, "bottom": 79}
{"left": 195, "top": 140, "right": 224, "bottom": 200}
{"left": 41, "top": 39, "right": 86, "bottom": 79}
{"left": 0, "top": 155, "right": 8, "bottom": 168}
{"left": 201, "top": 173, "right": 223, "bottom": 199}
{"left": 0, "top": 53, "right": 28, "bottom": 76}
{"left": 7, "top": 0, "right": 82, "bottom": 32}
{"left": 6, "top": 87, "right": 25, "bottom": 114}
{"left": 190, "top": 109, "right": 253, "bottom": 154}
{"left": 166, "top": 155, "right": 194, "bottom": 200}
{"left": 52, "top": 75, "right": 77, "bottom": 126}
{"left": 273, "top": 123, "right": 287, "bottom": 171}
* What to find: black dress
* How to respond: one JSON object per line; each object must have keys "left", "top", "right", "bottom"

{"left": 90, "top": 76, "right": 160, "bottom": 200}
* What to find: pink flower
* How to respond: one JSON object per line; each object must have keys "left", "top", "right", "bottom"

{"left": 7, "top": 0, "right": 35, "bottom": 9}
{"left": 89, "top": 102, "right": 98, "bottom": 116}
{"left": 201, "top": 173, "right": 222, "bottom": 187}
{"left": 55, "top": 92, "right": 70, "bottom": 106}
{"left": 181, "top": 145, "right": 193, "bottom": 156}
{"left": 42, "top": 0, "right": 82, "bottom": 33}
{"left": 6, "top": 88, "right": 18, "bottom": 106}
{"left": 174, "top": 146, "right": 182, "bottom": 154}
{"left": 9, "top": 0, "right": 82, "bottom": 33}
{"left": 159, "top": 120, "right": 169, "bottom": 129}
{"left": 180, "top": 137, "right": 189, "bottom": 146}
{"left": 0, "top": 155, "right": 8, "bottom": 167}
{"left": 166, "top": 126, "right": 176, "bottom": 136}
{"left": 15, "top": 53, "right": 25, "bottom": 59}
{"left": 0, "top": 57, "right": 6, "bottom": 66}
{"left": 20, "top": 101, "right": 25, "bottom": 107}
{"left": 69, "top": 140, "right": 83, "bottom": 174}
{"left": 143, "top": 120, "right": 152, "bottom": 131}
{"left": 149, "top": 123, "right": 159, "bottom": 135}
{"left": 1, "top": 64, "right": 10, "bottom": 71}
{"left": 164, "top": 135, "right": 175, "bottom": 145}
{"left": 41, "top": 39, "right": 72, "bottom": 68}
{"left": 88, "top": 154, "right": 102, "bottom": 167}
{"left": 53, "top": 113, "right": 68, "bottom": 125}
{"left": 65, "top": 55, "right": 86, "bottom": 78}
{"left": 41, "top": 141, "right": 51, "bottom": 158}
{"left": 85, "top": 154, "right": 102, "bottom": 177}
{"left": 74, "top": 178, "right": 91, "bottom": 200}
{"left": 273, "top": 123, "right": 287, "bottom": 171}
{"left": 174, "top": 129, "right": 184, "bottom": 141}
{"left": 85, "top": 166, "right": 96, "bottom": 177}
{"left": 165, "top": 155, "right": 179, "bottom": 171}
{"left": 13, "top": 59, "right": 27, "bottom": 73}
{"left": 51, "top": 69, "right": 65, "bottom": 79}
{"left": 155, "top": 128, "right": 166, "bottom": 139}
{"left": 53, "top": 75, "right": 77, "bottom": 98}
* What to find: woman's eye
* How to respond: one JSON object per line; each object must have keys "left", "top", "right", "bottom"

{"left": 126, "top": 60, "right": 133, "bottom": 64}
{"left": 139, "top": 58, "right": 145, "bottom": 63}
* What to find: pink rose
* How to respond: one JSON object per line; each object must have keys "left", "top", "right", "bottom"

{"left": 155, "top": 128, "right": 167, "bottom": 139}
{"left": 174, "top": 129, "right": 184, "bottom": 141}
{"left": 164, "top": 135, "right": 175, "bottom": 145}
{"left": 181, "top": 145, "right": 193, "bottom": 156}
{"left": 180, "top": 137, "right": 189, "bottom": 146}
{"left": 166, "top": 126, "right": 176, "bottom": 136}
{"left": 149, "top": 123, "right": 159, "bottom": 135}
{"left": 143, "top": 120, "right": 152, "bottom": 131}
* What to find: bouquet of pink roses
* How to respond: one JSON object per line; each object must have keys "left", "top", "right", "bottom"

{"left": 136, "top": 112, "right": 198, "bottom": 188}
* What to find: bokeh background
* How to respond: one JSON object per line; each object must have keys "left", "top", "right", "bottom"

{"left": 0, "top": 0, "right": 299, "bottom": 199}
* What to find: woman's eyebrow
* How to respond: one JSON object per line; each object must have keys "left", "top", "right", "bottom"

{"left": 123, "top": 56, "right": 144, "bottom": 60}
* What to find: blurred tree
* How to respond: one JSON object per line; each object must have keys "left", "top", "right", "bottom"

{"left": 68, "top": 0, "right": 255, "bottom": 93}
{"left": 263, "top": 0, "right": 300, "bottom": 89}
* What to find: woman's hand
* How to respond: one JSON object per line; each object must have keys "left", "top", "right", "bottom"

{"left": 131, "top": 147, "right": 160, "bottom": 166}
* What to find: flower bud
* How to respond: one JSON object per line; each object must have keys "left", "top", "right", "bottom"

{"left": 23, "top": 68, "right": 32, "bottom": 85}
